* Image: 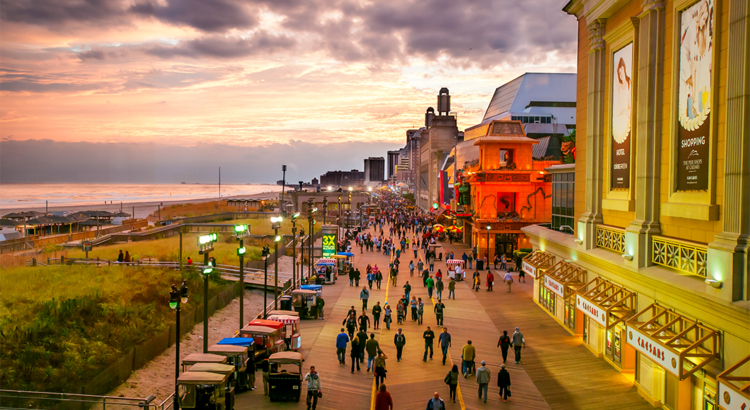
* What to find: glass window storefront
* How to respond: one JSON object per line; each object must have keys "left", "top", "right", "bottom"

{"left": 564, "top": 299, "right": 575, "bottom": 330}
{"left": 605, "top": 328, "right": 623, "bottom": 365}
{"left": 552, "top": 172, "right": 575, "bottom": 233}
{"left": 540, "top": 285, "right": 556, "bottom": 314}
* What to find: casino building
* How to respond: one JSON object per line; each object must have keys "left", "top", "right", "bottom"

{"left": 520, "top": 0, "right": 750, "bottom": 409}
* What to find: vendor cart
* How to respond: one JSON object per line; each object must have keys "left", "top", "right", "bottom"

{"left": 268, "top": 352, "right": 304, "bottom": 402}
{"left": 208, "top": 341, "right": 253, "bottom": 391}
{"left": 446, "top": 259, "right": 466, "bottom": 281}
{"left": 267, "top": 315, "right": 302, "bottom": 351}
{"left": 177, "top": 371, "right": 230, "bottom": 410}
{"left": 315, "top": 258, "right": 338, "bottom": 284}
{"left": 268, "top": 310, "right": 299, "bottom": 317}
{"left": 291, "top": 289, "right": 318, "bottom": 319}
{"left": 186, "top": 363, "right": 235, "bottom": 410}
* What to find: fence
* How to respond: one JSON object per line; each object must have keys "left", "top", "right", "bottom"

{"left": 595, "top": 225, "right": 626, "bottom": 253}
{"left": 0, "top": 221, "right": 148, "bottom": 254}
{"left": 652, "top": 235, "right": 708, "bottom": 277}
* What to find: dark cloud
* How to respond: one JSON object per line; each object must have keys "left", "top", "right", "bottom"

{"left": 143, "top": 32, "right": 296, "bottom": 59}
{"left": 0, "top": 0, "right": 125, "bottom": 26}
{"left": 77, "top": 49, "right": 105, "bottom": 61}
{"left": 0, "top": 139, "right": 403, "bottom": 183}
{"left": 0, "top": 79, "right": 102, "bottom": 93}
{"left": 129, "top": 0, "right": 257, "bottom": 32}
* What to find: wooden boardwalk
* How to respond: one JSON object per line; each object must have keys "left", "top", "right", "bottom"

{"left": 235, "top": 223, "right": 651, "bottom": 409}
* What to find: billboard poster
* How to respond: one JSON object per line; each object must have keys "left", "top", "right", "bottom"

{"left": 677, "top": 0, "right": 713, "bottom": 191}
{"left": 611, "top": 43, "right": 633, "bottom": 189}
{"left": 322, "top": 233, "right": 336, "bottom": 258}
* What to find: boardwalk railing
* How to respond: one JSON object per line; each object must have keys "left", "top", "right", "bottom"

{"left": 0, "top": 389, "right": 174, "bottom": 410}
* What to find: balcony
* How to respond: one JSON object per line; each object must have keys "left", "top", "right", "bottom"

{"left": 651, "top": 236, "right": 708, "bottom": 278}
{"left": 595, "top": 225, "right": 626, "bottom": 253}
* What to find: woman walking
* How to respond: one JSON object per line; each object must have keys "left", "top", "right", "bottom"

{"left": 351, "top": 335, "right": 361, "bottom": 373}
{"left": 384, "top": 304, "right": 392, "bottom": 330}
{"left": 497, "top": 364, "right": 512, "bottom": 402}
{"left": 374, "top": 351, "right": 388, "bottom": 388}
{"left": 446, "top": 364, "right": 459, "bottom": 403}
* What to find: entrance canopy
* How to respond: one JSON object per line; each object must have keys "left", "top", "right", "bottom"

{"left": 522, "top": 250, "right": 554, "bottom": 279}
{"left": 575, "top": 277, "right": 635, "bottom": 330}
{"left": 718, "top": 355, "right": 750, "bottom": 410}
{"left": 626, "top": 303, "right": 719, "bottom": 380}
{"left": 543, "top": 260, "right": 586, "bottom": 299}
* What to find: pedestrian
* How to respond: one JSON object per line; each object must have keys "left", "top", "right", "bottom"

{"left": 423, "top": 326, "right": 435, "bottom": 361}
{"left": 467, "top": 253, "right": 473, "bottom": 269}
{"left": 422, "top": 269, "right": 429, "bottom": 287}
{"left": 462, "top": 340, "right": 476, "bottom": 377}
{"left": 436, "top": 278, "right": 444, "bottom": 300}
{"left": 409, "top": 296, "right": 417, "bottom": 321}
{"left": 394, "top": 328, "right": 406, "bottom": 362}
{"left": 317, "top": 296, "right": 325, "bottom": 320}
{"left": 472, "top": 271, "right": 480, "bottom": 290}
{"left": 358, "top": 312, "right": 370, "bottom": 333}
{"left": 390, "top": 264, "right": 398, "bottom": 286}
{"left": 343, "top": 313, "right": 357, "bottom": 339}
{"left": 446, "top": 364, "right": 459, "bottom": 403}
{"left": 375, "top": 384, "right": 393, "bottom": 410}
{"left": 372, "top": 302, "right": 382, "bottom": 330}
{"left": 336, "top": 328, "right": 350, "bottom": 364}
{"left": 354, "top": 268, "right": 361, "bottom": 287}
{"left": 356, "top": 327, "right": 368, "bottom": 362}
{"left": 501, "top": 254, "right": 507, "bottom": 270}
{"left": 374, "top": 351, "right": 388, "bottom": 388}
{"left": 351, "top": 335, "right": 361, "bottom": 372}
{"left": 487, "top": 271, "right": 494, "bottom": 292}
{"left": 498, "top": 364, "right": 512, "bottom": 402}
{"left": 123, "top": 251, "right": 131, "bottom": 263}
{"left": 245, "top": 354, "right": 257, "bottom": 390}
{"left": 519, "top": 266, "right": 526, "bottom": 283}
{"left": 117, "top": 250, "right": 124, "bottom": 263}
{"left": 434, "top": 300, "right": 445, "bottom": 326}
{"left": 494, "top": 254, "right": 500, "bottom": 270}
{"left": 303, "top": 366, "right": 322, "bottom": 410}
{"left": 376, "top": 268, "right": 383, "bottom": 289}
{"left": 448, "top": 277, "right": 456, "bottom": 300}
{"left": 409, "top": 260, "right": 415, "bottom": 276}
{"left": 504, "top": 271, "right": 513, "bottom": 292}
{"left": 474, "top": 274, "right": 481, "bottom": 292}
{"left": 404, "top": 281, "right": 412, "bottom": 302}
{"left": 476, "top": 360, "right": 491, "bottom": 403}
{"left": 368, "top": 270, "right": 374, "bottom": 289}
{"left": 261, "top": 358, "right": 270, "bottom": 395}
{"left": 417, "top": 297, "right": 424, "bottom": 325}
{"left": 511, "top": 327, "right": 526, "bottom": 364}
{"left": 384, "top": 304, "right": 392, "bottom": 330}
{"left": 425, "top": 392, "right": 446, "bottom": 410}
{"left": 360, "top": 286, "right": 370, "bottom": 311}
{"left": 439, "top": 327, "right": 451, "bottom": 365}
{"left": 426, "top": 275, "right": 435, "bottom": 299}
{"left": 497, "top": 330, "right": 511, "bottom": 364}
{"left": 418, "top": 260, "right": 424, "bottom": 273}
{"left": 350, "top": 267, "right": 356, "bottom": 286}
{"left": 366, "top": 333, "right": 381, "bottom": 372}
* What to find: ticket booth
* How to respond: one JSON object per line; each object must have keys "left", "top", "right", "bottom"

{"left": 718, "top": 355, "right": 750, "bottom": 410}
{"left": 539, "top": 260, "right": 585, "bottom": 333}
{"left": 522, "top": 250, "right": 554, "bottom": 303}
{"left": 626, "top": 304, "right": 720, "bottom": 410}
{"left": 575, "top": 277, "right": 636, "bottom": 371}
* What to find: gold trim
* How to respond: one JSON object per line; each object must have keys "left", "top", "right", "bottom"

{"left": 651, "top": 235, "right": 708, "bottom": 277}
{"left": 596, "top": 225, "right": 627, "bottom": 253}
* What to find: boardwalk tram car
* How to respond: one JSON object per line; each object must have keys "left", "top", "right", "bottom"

{"left": 291, "top": 289, "right": 319, "bottom": 319}
{"left": 177, "top": 371, "right": 230, "bottom": 410}
{"left": 239, "top": 320, "right": 285, "bottom": 360}
{"left": 314, "top": 258, "right": 338, "bottom": 284}
{"left": 267, "top": 352, "right": 304, "bottom": 402}
{"left": 209, "top": 338, "right": 255, "bottom": 391}
{"left": 185, "top": 363, "right": 235, "bottom": 410}
{"left": 267, "top": 315, "right": 302, "bottom": 350}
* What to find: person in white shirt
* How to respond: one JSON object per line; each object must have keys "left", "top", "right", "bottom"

{"left": 303, "top": 366, "right": 322, "bottom": 409}
{"left": 503, "top": 271, "right": 513, "bottom": 293}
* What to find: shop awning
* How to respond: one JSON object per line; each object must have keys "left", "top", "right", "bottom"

{"left": 543, "top": 260, "right": 586, "bottom": 299}
{"left": 626, "top": 303, "right": 719, "bottom": 380}
{"left": 575, "top": 277, "right": 635, "bottom": 330}
{"left": 718, "top": 355, "right": 750, "bottom": 410}
{"left": 522, "top": 250, "right": 555, "bottom": 279}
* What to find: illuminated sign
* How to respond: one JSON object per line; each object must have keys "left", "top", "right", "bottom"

{"left": 576, "top": 294, "right": 606, "bottom": 327}
{"left": 544, "top": 276, "right": 564, "bottom": 298}
{"left": 626, "top": 325, "right": 680, "bottom": 376}
{"left": 322, "top": 233, "right": 336, "bottom": 258}
{"left": 522, "top": 261, "right": 537, "bottom": 278}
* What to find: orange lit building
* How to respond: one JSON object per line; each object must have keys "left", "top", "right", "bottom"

{"left": 460, "top": 120, "right": 560, "bottom": 260}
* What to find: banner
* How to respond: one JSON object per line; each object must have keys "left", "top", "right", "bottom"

{"left": 677, "top": 0, "right": 713, "bottom": 191}
{"left": 322, "top": 233, "right": 336, "bottom": 258}
{"left": 611, "top": 43, "right": 633, "bottom": 189}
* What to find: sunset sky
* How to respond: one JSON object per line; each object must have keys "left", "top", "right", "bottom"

{"left": 1, "top": 0, "right": 577, "bottom": 183}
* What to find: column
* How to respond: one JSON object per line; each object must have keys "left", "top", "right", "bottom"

{"left": 626, "top": 0, "right": 665, "bottom": 268}
{"left": 578, "top": 20, "right": 607, "bottom": 250}
{"left": 708, "top": 0, "right": 750, "bottom": 302}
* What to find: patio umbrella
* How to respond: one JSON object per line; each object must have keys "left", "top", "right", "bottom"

{"left": 433, "top": 225, "right": 445, "bottom": 233}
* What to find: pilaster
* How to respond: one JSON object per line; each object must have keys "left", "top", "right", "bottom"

{"left": 707, "top": 0, "right": 750, "bottom": 301}
{"left": 626, "top": 1, "right": 666, "bottom": 269}
{"left": 579, "top": 20, "right": 607, "bottom": 250}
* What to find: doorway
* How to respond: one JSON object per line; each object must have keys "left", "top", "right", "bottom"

{"left": 495, "top": 233, "right": 518, "bottom": 257}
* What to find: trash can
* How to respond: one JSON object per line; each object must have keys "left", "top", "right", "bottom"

{"left": 280, "top": 296, "right": 292, "bottom": 311}
{"left": 476, "top": 260, "right": 484, "bottom": 271}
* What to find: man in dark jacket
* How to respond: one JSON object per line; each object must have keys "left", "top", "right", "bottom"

{"left": 356, "top": 327, "right": 368, "bottom": 364}
{"left": 394, "top": 329, "right": 406, "bottom": 362}
{"left": 358, "top": 312, "right": 371, "bottom": 333}
{"left": 372, "top": 302, "right": 382, "bottom": 330}
{"left": 425, "top": 392, "right": 445, "bottom": 410}
{"left": 343, "top": 313, "right": 357, "bottom": 339}
{"left": 497, "top": 330, "right": 511, "bottom": 364}
{"left": 497, "top": 364, "right": 512, "bottom": 402}
{"left": 439, "top": 327, "right": 451, "bottom": 365}
{"left": 434, "top": 300, "right": 445, "bottom": 326}
{"left": 422, "top": 326, "right": 435, "bottom": 361}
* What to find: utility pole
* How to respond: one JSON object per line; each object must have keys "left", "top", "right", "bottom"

{"left": 323, "top": 197, "right": 328, "bottom": 225}
{"left": 299, "top": 228, "right": 305, "bottom": 284}
{"left": 197, "top": 233, "right": 217, "bottom": 353}
{"left": 271, "top": 216, "right": 283, "bottom": 309}
{"left": 291, "top": 213, "right": 299, "bottom": 289}
{"left": 234, "top": 224, "right": 249, "bottom": 330}
{"left": 262, "top": 245, "right": 269, "bottom": 318}
{"left": 280, "top": 165, "right": 287, "bottom": 216}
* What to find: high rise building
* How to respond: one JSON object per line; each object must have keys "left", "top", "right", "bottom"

{"left": 363, "top": 157, "right": 385, "bottom": 183}
{"left": 387, "top": 151, "right": 400, "bottom": 179}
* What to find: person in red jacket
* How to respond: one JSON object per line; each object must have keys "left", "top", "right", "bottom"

{"left": 487, "top": 271, "right": 494, "bottom": 292}
{"left": 375, "top": 384, "right": 393, "bottom": 410}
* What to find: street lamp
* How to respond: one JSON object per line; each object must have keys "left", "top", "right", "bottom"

{"left": 270, "top": 216, "right": 283, "bottom": 309}
{"left": 322, "top": 197, "right": 328, "bottom": 225}
{"left": 234, "top": 224, "right": 249, "bottom": 330}
{"left": 262, "top": 245, "right": 270, "bottom": 318}
{"left": 299, "top": 228, "right": 305, "bottom": 284}
{"left": 337, "top": 195, "right": 342, "bottom": 231}
{"left": 291, "top": 213, "right": 300, "bottom": 289}
{"left": 486, "top": 224, "right": 491, "bottom": 270}
{"left": 197, "top": 232, "right": 217, "bottom": 352}
{"left": 170, "top": 281, "right": 188, "bottom": 410}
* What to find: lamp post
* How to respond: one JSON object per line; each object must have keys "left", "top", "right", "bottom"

{"left": 234, "top": 224, "right": 249, "bottom": 330}
{"left": 169, "top": 281, "right": 188, "bottom": 410}
{"left": 197, "top": 233, "right": 217, "bottom": 353}
{"left": 299, "top": 228, "right": 305, "bottom": 284}
{"left": 291, "top": 213, "right": 300, "bottom": 289}
{"left": 322, "top": 197, "right": 328, "bottom": 225}
{"left": 280, "top": 165, "right": 287, "bottom": 216}
{"left": 337, "top": 195, "right": 342, "bottom": 232}
{"left": 486, "top": 224, "right": 491, "bottom": 270}
{"left": 262, "top": 245, "right": 269, "bottom": 318}
{"left": 270, "top": 216, "right": 283, "bottom": 309}
{"left": 307, "top": 198, "right": 316, "bottom": 280}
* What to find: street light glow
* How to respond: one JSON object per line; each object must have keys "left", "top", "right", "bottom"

{"left": 292, "top": 212, "right": 300, "bottom": 219}
{"left": 270, "top": 216, "right": 283, "bottom": 223}
{"left": 275, "top": 235, "right": 282, "bottom": 242}
{"left": 234, "top": 224, "right": 248, "bottom": 233}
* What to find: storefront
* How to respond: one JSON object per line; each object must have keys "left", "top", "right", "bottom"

{"left": 575, "top": 277, "right": 636, "bottom": 370}
{"left": 538, "top": 260, "right": 586, "bottom": 334}
{"left": 718, "top": 355, "right": 750, "bottom": 410}
{"left": 522, "top": 250, "right": 555, "bottom": 304}
{"left": 626, "top": 304, "right": 720, "bottom": 409}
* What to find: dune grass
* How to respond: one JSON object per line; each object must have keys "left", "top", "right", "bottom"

{"left": 0, "top": 264, "right": 227, "bottom": 392}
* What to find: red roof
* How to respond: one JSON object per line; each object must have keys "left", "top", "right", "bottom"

{"left": 247, "top": 319, "right": 284, "bottom": 329}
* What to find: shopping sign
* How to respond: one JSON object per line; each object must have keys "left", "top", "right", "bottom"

{"left": 544, "top": 275, "right": 564, "bottom": 298}
{"left": 522, "top": 261, "right": 537, "bottom": 278}
{"left": 322, "top": 233, "right": 336, "bottom": 258}
{"left": 626, "top": 325, "right": 680, "bottom": 376}
{"left": 719, "top": 382, "right": 749, "bottom": 410}
{"left": 576, "top": 294, "right": 606, "bottom": 327}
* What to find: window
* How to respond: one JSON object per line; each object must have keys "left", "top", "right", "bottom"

{"left": 539, "top": 285, "right": 556, "bottom": 313}
{"left": 551, "top": 171, "right": 575, "bottom": 233}
{"left": 564, "top": 299, "right": 576, "bottom": 330}
{"left": 498, "top": 149, "right": 514, "bottom": 167}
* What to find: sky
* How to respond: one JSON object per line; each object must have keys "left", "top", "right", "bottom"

{"left": 0, "top": 0, "right": 577, "bottom": 183}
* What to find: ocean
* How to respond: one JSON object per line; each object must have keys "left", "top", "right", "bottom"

{"left": 0, "top": 183, "right": 281, "bottom": 215}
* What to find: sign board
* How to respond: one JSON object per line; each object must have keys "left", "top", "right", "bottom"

{"left": 719, "top": 382, "right": 749, "bottom": 410}
{"left": 576, "top": 294, "right": 607, "bottom": 327}
{"left": 82, "top": 242, "right": 92, "bottom": 252}
{"left": 522, "top": 261, "right": 537, "bottom": 278}
{"left": 544, "top": 275, "right": 565, "bottom": 298}
{"left": 626, "top": 325, "right": 680, "bottom": 377}
{"left": 322, "top": 233, "right": 336, "bottom": 258}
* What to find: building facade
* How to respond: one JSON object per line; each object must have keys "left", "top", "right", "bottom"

{"left": 364, "top": 157, "right": 385, "bottom": 183}
{"left": 520, "top": 1, "right": 750, "bottom": 409}
{"left": 319, "top": 169, "right": 364, "bottom": 188}
{"left": 387, "top": 151, "right": 400, "bottom": 180}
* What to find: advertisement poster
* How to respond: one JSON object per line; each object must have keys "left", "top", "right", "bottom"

{"left": 677, "top": 0, "right": 713, "bottom": 191}
{"left": 611, "top": 43, "right": 633, "bottom": 189}
{"left": 322, "top": 233, "right": 336, "bottom": 258}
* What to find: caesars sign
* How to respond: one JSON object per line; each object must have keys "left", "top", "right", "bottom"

{"left": 611, "top": 43, "right": 633, "bottom": 189}
{"left": 322, "top": 233, "right": 336, "bottom": 258}
{"left": 677, "top": 0, "right": 713, "bottom": 191}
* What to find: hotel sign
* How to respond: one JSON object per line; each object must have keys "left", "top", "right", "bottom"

{"left": 576, "top": 294, "right": 606, "bottom": 327}
{"left": 544, "top": 276, "right": 564, "bottom": 298}
{"left": 626, "top": 325, "right": 680, "bottom": 376}
{"left": 322, "top": 233, "right": 336, "bottom": 258}
{"left": 522, "top": 261, "right": 537, "bottom": 278}
{"left": 719, "top": 382, "right": 749, "bottom": 410}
